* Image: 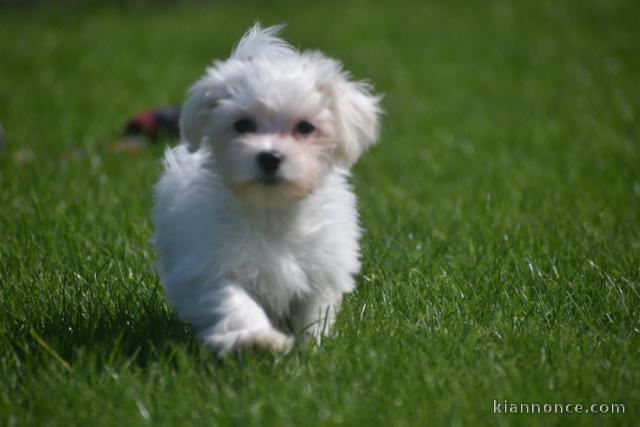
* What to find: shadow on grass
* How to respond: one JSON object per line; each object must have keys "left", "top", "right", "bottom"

{"left": 8, "top": 286, "right": 197, "bottom": 371}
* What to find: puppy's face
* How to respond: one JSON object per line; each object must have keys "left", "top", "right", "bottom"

{"left": 181, "top": 26, "right": 381, "bottom": 207}
{"left": 203, "top": 72, "right": 338, "bottom": 206}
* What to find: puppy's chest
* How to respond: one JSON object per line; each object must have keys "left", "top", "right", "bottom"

{"left": 230, "top": 233, "right": 314, "bottom": 313}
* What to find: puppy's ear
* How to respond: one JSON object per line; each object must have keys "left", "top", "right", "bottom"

{"left": 323, "top": 78, "right": 382, "bottom": 167}
{"left": 180, "top": 80, "right": 219, "bottom": 152}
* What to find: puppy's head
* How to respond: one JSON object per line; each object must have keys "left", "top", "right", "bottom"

{"left": 181, "top": 24, "right": 381, "bottom": 206}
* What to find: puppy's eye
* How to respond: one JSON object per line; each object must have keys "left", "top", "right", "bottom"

{"left": 294, "top": 120, "right": 315, "bottom": 136}
{"left": 233, "top": 118, "right": 257, "bottom": 134}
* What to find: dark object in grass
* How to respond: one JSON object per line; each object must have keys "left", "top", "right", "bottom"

{"left": 109, "top": 106, "right": 181, "bottom": 154}
{"left": 123, "top": 105, "right": 181, "bottom": 143}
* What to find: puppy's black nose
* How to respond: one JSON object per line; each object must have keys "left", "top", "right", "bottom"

{"left": 256, "top": 151, "right": 283, "bottom": 175}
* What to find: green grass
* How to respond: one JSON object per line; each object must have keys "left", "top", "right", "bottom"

{"left": 1, "top": 0, "right": 639, "bottom": 425}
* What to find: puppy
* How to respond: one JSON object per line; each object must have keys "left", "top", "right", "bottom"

{"left": 153, "top": 24, "right": 381, "bottom": 356}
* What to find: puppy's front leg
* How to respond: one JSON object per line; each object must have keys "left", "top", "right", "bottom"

{"left": 175, "top": 282, "right": 293, "bottom": 357}
{"left": 289, "top": 295, "right": 342, "bottom": 346}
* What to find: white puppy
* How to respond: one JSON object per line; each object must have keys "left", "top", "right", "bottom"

{"left": 153, "top": 24, "right": 381, "bottom": 356}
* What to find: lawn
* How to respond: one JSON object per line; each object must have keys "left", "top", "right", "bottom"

{"left": 1, "top": 0, "right": 639, "bottom": 426}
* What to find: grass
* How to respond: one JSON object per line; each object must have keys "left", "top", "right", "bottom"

{"left": 1, "top": 0, "right": 639, "bottom": 425}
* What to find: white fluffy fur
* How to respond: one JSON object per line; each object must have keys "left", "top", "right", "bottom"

{"left": 153, "top": 24, "right": 381, "bottom": 356}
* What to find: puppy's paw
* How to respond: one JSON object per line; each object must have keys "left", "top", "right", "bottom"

{"left": 202, "top": 328, "right": 294, "bottom": 358}
{"left": 235, "top": 328, "right": 295, "bottom": 354}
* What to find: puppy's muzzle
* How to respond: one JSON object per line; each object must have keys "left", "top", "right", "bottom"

{"left": 257, "top": 150, "right": 283, "bottom": 176}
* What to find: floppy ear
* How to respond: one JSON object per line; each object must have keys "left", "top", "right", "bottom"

{"left": 180, "top": 80, "right": 219, "bottom": 152}
{"left": 323, "top": 78, "right": 382, "bottom": 167}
